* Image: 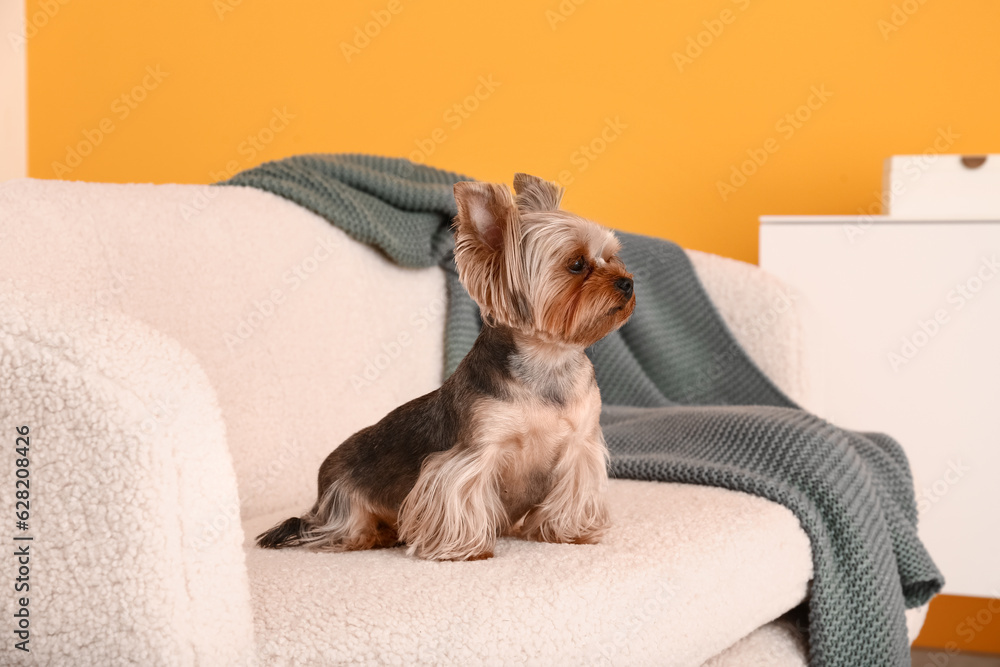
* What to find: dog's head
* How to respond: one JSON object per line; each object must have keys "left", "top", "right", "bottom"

{"left": 453, "top": 174, "right": 634, "bottom": 347}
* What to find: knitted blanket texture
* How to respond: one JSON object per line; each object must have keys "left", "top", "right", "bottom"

{"left": 220, "top": 153, "right": 943, "bottom": 667}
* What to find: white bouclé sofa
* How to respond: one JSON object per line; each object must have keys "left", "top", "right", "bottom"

{"left": 0, "top": 178, "right": 924, "bottom": 665}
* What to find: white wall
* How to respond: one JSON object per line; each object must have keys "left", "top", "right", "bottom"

{"left": 1, "top": 0, "right": 27, "bottom": 181}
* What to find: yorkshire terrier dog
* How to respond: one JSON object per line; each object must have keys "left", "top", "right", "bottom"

{"left": 257, "top": 173, "right": 635, "bottom": 560}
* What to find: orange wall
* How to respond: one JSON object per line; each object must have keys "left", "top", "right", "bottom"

{"left": 26, "top": 0, "right": 1000, "bottom": 264}
{"left": 914, "top": 595, "right": 1000, "bottom": 655}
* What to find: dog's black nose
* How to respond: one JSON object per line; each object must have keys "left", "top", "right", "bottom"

{"left": 615, "top": 277, "right": 633, "bottom": 298}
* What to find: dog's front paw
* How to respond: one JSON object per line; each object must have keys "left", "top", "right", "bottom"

{"left": 520, "top": 524, "right": 608, "bottom": 545}
{"left": 518, "top": 503, "right": 610, "bottom": 545}
{"left": 408, "top": 544, "right": 495, "bottom": 561}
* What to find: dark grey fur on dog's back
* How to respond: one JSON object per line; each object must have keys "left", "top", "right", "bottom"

{"left": 317, "top": 323, "right": 517, "bottom": 509}
{"left": 257, "top": 323, "right": 520, "bottom": 549}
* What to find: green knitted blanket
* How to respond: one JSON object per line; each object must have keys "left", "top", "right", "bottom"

{"left": 220, "top": 153, "right": 943, "bottom": 667}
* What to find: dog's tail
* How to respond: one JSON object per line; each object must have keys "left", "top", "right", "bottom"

{"left": 255, "top": 481, "right": 357, "bottom": 550}
{"left": 256, "top": 516, "right": 307, "bottom": 549}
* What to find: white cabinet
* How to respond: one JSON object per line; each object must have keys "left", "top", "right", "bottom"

{"left": 760, "top": 215, "right": 1000, "bottom": 597}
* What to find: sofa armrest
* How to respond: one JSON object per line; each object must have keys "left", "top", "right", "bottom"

{"left": 686, "top": 249, "right": 811, "bottom": 407}
{"left": 0, "top": 287, "right": 254, "bottom": 666}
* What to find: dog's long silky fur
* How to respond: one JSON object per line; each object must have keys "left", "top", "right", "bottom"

{"left": 257, "top": 173, "right": 634, "bottom": 561}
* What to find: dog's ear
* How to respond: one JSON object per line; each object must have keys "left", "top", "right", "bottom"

{"left": 453, "top": 181, "right": 529, "bottom": 325}
{"left": 512, "top": 173, "right": 564, "bottom": 213}
{"left": 453, "top": 181, "right": 518, "bottom": 253}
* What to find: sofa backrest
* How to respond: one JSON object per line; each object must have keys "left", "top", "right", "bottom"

{"left": 0, "top": 179, "right": 447, "bottom": 519}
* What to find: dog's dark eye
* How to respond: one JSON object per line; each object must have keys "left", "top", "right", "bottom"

{"left": 569, "top": 256, "right": 587, "bottom": 274}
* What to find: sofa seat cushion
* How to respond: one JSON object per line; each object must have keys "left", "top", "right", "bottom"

{"left": 242, "top": 479, "right": 812, "bottom": 666}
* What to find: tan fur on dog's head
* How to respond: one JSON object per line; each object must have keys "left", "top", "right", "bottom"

{"left": 453, "top": 174, "right": 635, "bottom": 347}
